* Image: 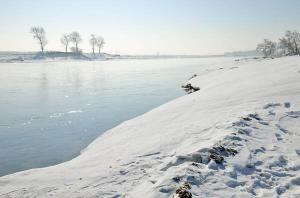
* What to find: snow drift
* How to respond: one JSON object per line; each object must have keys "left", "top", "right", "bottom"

{"left": 0, "top": 56, "right": 300, "bottom": 198}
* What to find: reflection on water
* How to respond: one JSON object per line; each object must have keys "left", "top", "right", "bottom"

{"left": 0, "top": 58, "right": 231, "bottom": 176}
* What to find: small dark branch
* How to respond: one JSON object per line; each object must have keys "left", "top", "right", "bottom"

{"left": 188, "top": 74, "right": 197, "bottom": 80}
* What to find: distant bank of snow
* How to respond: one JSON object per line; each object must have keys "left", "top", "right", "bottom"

{"left": 0, "top": 56, "right": 300, "bottom": 198}
{"left": 0, "top": 51, "right": 109, "bottom": 63}
{"left": 0, "top": 51, "right": 224, "bottom": 63}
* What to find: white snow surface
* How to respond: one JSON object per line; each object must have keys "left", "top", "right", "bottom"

{"left": 1, "top": 56, "right": 300, "bottom": 198}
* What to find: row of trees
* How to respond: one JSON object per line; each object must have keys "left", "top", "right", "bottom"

{"left": 30, "top": 26, "right": 105, "bottom": 54}
{"left": 257, "top": 30, "right": 300, "bottom": 57}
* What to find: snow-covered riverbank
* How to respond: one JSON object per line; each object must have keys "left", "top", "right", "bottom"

{"left": 1, "top": 56, "right": 300, "bottom": 198}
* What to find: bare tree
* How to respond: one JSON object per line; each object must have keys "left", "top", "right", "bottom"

{"left": 30, "top": 26, "right": 47, "bottom": 53}
{"left": 60, "top": 34, "right": 71, "bottom": 53}
{"left": 70, "top": 32, "right": 82, "bottom": 54}
{"left": 279, "top": 30, "right": 300, "bottom": 55}
{"left": 256, "top": 39, "right": 276, "bottom": 57}
{"left": 90, "top": 34, "right": 97, "bottom": 55}
{"left": 96, "top": 36, "right": 105, "bottom": 54}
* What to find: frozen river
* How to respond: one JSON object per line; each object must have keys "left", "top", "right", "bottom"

{"left": 0, "top": 57, "right": 230, "bottom": 176}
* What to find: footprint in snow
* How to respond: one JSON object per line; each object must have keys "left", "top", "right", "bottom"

{"left": 275, "top": 133, "right": 284, "bottom": 141}
{"left": 263, "top": 103, "right": 281, "bottom": 109}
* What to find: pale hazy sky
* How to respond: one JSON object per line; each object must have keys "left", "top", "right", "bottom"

{"left": 0, "top": 0, "right": 300, "bottom": 55}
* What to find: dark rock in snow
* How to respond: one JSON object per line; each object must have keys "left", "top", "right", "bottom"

{"left": 182, "top": 83, "right": 200, "bottom": 94}
{"left": 191, "top": 162, "right": 200, "bottom": 167}
{"left": 226, "top": 148, "right": 238, "bottom": 156}
{"left": 172, "top": 176, "right": 181, "bottom": 183}
{"left": 174, "top": 183, "right": 192, "bottom": 198}
{"left": 209, "top": 153, "right": 224, "bottom": 164}
{"left": 212, "top": 145, "right": 226, "bottom": 152}
{"left": 248, "top": 113, "right": 262, "bottom": 121}
{"left": 242, "top": 117, "right": 252, "bottom": 121}
{"left": 284, "top": 102, "right": 291, "bottom": 108}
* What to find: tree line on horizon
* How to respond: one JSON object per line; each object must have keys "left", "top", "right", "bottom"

{"left": 30, "top": 26, "right": 105, "bottom": 55}
{"left": 256, "top": 30, "right": 300, "bottom": 57}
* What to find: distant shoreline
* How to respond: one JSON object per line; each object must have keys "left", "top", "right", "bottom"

{"left": 0, "top": 51, "right": 261, "bottom": 64}
{"left": 0, "top": 51, "right": 224, "bottom": 63}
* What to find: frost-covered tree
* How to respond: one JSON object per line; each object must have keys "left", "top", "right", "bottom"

{"left": 90, "top": 34, "right": 97, "bottom": 55}
{"left": 278, "top": 38, "right": 291, "bottom": 56}
{"left": 279, "top": 30, "right": 300, "bottom": 55}
{"left": 60, "top": 34, "right": 71, "bottom": 53}
{"left": 70, "top": 32, "right": 82, "bottom": 54}
{"left": 256, "top": 39, "right": 277, "bottom": 57}
{"left": 96, "top": 36, "right": 105, "bottom": 54}
{"left": 30, "top": 26, "right": 47, "bottom": 53}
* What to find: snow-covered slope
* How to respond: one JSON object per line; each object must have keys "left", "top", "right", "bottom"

{"left": 1, "top": 57, "right": 300, "bottom": 198}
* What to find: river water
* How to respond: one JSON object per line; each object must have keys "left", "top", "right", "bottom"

{"left": 0, "top": 57, "right": 232, "bottom": 176}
